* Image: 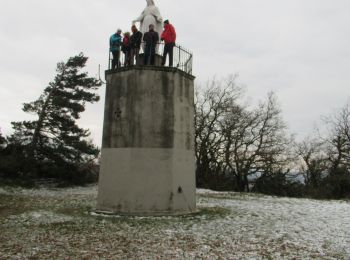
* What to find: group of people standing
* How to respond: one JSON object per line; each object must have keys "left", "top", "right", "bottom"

{"left": 109, "top": 20, "right": 176, "bottom": 69}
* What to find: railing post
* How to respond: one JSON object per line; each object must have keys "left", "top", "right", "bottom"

{"left": 108, "top": 51, "right": 111, "bottom": 70}
{"left": 178, "top": 45, "right": 181, "bottom": 69}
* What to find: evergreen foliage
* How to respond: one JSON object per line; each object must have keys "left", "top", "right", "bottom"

{"left": 8, "top": 53, "right": 102, "bottom": 182}
{"left": 0, "top": 129, "right": 6, "bottom": 149}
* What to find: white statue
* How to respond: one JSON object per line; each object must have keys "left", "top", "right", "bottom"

{"left": 133, "top": 0, "right": 163, "bottom": 36}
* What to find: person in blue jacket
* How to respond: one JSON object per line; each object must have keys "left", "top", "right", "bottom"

{"left": 110, "top": 29, "right": 122, "bottom": 69}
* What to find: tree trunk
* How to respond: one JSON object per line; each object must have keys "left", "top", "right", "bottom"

{"left": 244, "top": 174, "right": 250, "bottom": 192}
{"left": 235, "top": 175, "right": 245, "bottom": 192}
{"left": 30, "top": 90, "right": 54, "bottom": 159}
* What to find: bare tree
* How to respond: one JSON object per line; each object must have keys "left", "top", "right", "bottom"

{"left": 221, "top": 92, "right": 293, "bottom": 191}
{"left": 296, "top": 137, "right": 328, "bottom": 188}
{"left": 195, "top": 77, "right": 293, "bottom": 191}
{"left": 323, "top": 102, "right": 350, "bottom": 173}
{"left": 194, "top": 75, "right": 242, "bottom": 188}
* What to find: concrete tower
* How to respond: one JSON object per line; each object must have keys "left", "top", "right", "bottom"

{"left": 96, "top": 63, "right": 196, "bottom": 215}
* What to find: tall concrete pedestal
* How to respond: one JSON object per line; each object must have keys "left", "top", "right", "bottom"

{"left": 96, "top": 66, "right": 196, "bottom": 215}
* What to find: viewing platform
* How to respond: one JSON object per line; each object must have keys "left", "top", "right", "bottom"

{"left": 107, "top": 42, "right": 193, "bottom": 76}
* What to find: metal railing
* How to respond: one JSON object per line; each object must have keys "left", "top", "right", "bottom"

{"left": 108, "top": 42, "right": 193, "bottom": 75}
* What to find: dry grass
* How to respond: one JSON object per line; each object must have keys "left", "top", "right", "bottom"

{"left": 0, "top": 186, "right": 349, "bottom": 259}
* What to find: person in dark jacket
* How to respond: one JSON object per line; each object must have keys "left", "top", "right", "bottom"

{"left": 122, "top": 32, "right": 131, "bottom": 66}
{"left": 143, "top": 24, "right": 159, "bottom": 65}
{"left": 129, "top": 25, "right": 143, "bottom": 65}
{"left": 110, "top": 29, "right": 122, "bottom": 69}
{"left": 161, "top": 20, "right": 176, "bottom": 67}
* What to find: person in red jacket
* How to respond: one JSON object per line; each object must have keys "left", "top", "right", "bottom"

{"left": 161, "top": 19, "right": 176, "bottom": 67}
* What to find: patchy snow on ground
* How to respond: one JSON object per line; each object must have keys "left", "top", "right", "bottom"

{"left": 0, "top": 186, "right": 349, "bottom": 259}
{"left": 5, "top": 210, "right": 74, "bottom": 226}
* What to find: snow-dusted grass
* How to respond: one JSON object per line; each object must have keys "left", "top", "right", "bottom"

{"left": 0, "top": 186, "right": 349, "bottom": 259}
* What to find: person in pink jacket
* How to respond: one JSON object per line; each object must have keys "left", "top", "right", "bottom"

{"left": 161, "top": 19, "right": 176, "bottom": 67}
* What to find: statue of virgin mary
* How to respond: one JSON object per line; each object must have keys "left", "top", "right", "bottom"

{"left": 133, "top": 0, "right": 163, "bottom": 36}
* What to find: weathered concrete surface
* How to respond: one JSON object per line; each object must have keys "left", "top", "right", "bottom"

{"left": 137, "top": 54, "right": 163, "bottom": 66}
{"left": 97, "top": 67, "right": 196, "bottom": 215}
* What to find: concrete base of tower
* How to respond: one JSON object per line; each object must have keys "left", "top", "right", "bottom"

{"left": 96, "top": 148, "right": 196, "bottom": 215}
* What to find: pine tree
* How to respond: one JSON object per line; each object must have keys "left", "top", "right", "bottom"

{"left": 10, "top": 53, "right": 102, "bottom": 179}
{"left": 0, "top": 129, "right": 6, "bottom": 150}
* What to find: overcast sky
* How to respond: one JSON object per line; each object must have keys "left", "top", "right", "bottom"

{"left": 1, "top": 0, "right": 350, "bottom": 145}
